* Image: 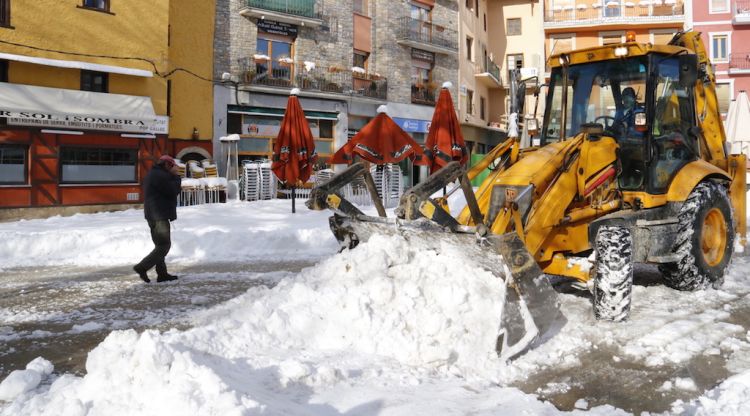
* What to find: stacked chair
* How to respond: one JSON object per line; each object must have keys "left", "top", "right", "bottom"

{"left": 175, "top": 158, "right": 229, "bottom": 206}
{"left": 370, "top": 163, "right": 403, "bottom": 208}
{"left": 240, "top": 160, "right": 276, "bottom": 201}
{"left": 200, "top": 159, "right": 228, "bottom": 203}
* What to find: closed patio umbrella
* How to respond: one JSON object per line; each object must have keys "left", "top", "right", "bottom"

{"left": 424, "top": 82, "right": 469, "bottom": 174}
{"left": 272, "top": 88, "right": 317, "bottom": 212}
{"left": 330, "top": 105, "right": 428, "bottom": 166}
{"left": 725, "top": 90, "right": 750, "bottom": 156}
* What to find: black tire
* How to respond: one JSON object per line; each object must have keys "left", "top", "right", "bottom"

{"left": 658, "top": 182, "right": 734, "bottom": 291}
{"left": 593, "top": 226, "right": 634, "bottom": 321}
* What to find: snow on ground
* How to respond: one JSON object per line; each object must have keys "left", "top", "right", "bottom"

{"left": 2, "top": 195, "right": 750, "bottom": 414}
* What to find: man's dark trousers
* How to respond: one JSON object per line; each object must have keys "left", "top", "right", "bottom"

{"left": 136, "top": 219, "right": 171, "bottom": 276}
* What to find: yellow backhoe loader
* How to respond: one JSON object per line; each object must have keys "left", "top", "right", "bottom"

{"left": 307, "top": 30, "right": 747, "bottom": 360}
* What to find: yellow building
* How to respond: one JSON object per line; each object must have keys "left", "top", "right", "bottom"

{"left": 0, "top": 0, "right": 214, "bottom": 213}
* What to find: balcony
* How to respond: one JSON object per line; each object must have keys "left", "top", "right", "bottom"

{"left": 543, "top": 1, "right": 684, "bottom": 28}
{"left": 474, "top": 58, "right": 502, "bottom": 88}
{"left": 395, "top": 17, "right": 458, "bottom": 55}
{"left": 729, "top": 53, "right": 750, "bottom": 74}
{"left": 238, "top": 57, "right": 387, "bottom": 100}
{"left": 735, "top": 0, "right": 750, "bottom": 25}
{"left": 411, "top": 85, "right": 437, "bottom": 105}
{"left": 239, "top": 0, "right": 323, "bottom": 27}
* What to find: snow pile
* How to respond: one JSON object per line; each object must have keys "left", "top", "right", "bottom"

{"left": 671, "top": 370, "right": 750, "bottom": 415}
{"left": 0, "top": 233, "right": 512, "bottom": 414}
{"left": 0, "top": 200, "right": 338, "bottom": 269}
{"left": 0, "top": 358, "right": 53, "bottom": 401}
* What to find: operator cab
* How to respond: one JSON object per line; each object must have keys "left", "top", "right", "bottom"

{"left": 540, "top": 51, "right": 699, "bottom": 195}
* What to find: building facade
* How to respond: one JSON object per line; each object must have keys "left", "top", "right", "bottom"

{"left": 0, "top": 0, "right": 214, "bottom": 214}
{"left": 458, "top": 0, "right": 506, "bottom": 155}
{"left": 213, "top": 0, "right": 459, "bottom": 186}
{"left": 691, "top": 0, "right": 750, "bottom": 118}
{"left": 542, "top": 0, "right": 687, "bottom": 71}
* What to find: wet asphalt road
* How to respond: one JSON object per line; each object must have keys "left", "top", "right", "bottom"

{"left": 0, "top": 261, "right": 316, "bottom": 379}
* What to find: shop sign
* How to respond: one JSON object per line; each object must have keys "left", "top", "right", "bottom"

{"left": 1, "top": 110, "right": 169, "bottom": 134}
{"left": 257, "top": 20, "right": 298, "bottom": 37}
{"left": 411, "top": 48, "right": 435, "bottom": 63}
{"left": 393, "top": 117, "right": 431, "bottom": 133}
{"left": 242, "top": 115, "right": 319, "bottom": 137}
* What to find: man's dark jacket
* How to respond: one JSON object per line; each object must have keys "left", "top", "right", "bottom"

{"left": 143, "top": 164, "right": 182, "bottom": 221}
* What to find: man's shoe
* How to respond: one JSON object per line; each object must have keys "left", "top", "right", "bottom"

{"left": 133, "top": 266, "right": 150, "bottom": 283}
{"left": 157, "top": 273, "right": 178, "bottom": 283}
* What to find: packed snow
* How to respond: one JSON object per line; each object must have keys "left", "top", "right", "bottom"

{"left": 1, "top": 197, "right": 750, "bottom": 415}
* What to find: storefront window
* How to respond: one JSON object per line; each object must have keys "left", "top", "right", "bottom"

{"left": 60, "top": 147, "right": 137, "bottom": 183}
{"left": 0, "top": 145, "right": 26, "bottom": 184}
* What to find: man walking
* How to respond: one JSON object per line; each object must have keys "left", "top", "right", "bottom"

{"left": 134, "top": 154, "right": 182, "bottom": 283}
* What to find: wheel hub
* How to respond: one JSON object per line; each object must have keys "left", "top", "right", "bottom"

{"left": 702, "top": 208, "right": 728, "bottom": 267}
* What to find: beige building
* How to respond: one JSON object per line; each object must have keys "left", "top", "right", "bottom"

{"left": 459, "top": 0, "right": 504, "bottom": 155}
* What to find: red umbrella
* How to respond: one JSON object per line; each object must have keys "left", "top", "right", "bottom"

{"left": 330, "top": 106, "right": 428, "bottom": 166}
{"left": 424, "top": 83, "right": 469, "bottom": 174}
{"left": 272, "top": 89, "right": 317, "bottom": 212}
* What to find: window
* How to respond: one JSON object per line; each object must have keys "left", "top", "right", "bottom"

{"left": 604, "top": 0, "right": 621, "bottom": 17}
{"left": 256, "top": 37, "right": 293, "bottom": 82}
{"left": 480, "top": 96, "right": 486, "bottom": 120}
{"left": 81, "top": 0, "right": 109, "bottom": 12}
{"left": 60, "top": 147, "right": 137, "bottom": 184}
{"left": 484, "top": 13, "right": 487, "bottom": 31}
{"left": 465, "top": 0, "right": 473, "bottom": 10}
{"left": 466, "top": 36, "right": 473, "bottom": 61}
{"left": 0, "top": 145, "right": 26, "bottom": 184}
{"left": 711, "top": 33, "right": 729, "bottom": 62}
{"left": 715, "top": 82, "right": 732, "bottom": 115}
{"left": 353, "top": 51, "right": 368, "bottom": 71}
{"left": 0, "top": 60, "right": 7, "bottom": 82}
{"left": 81, "top": 70, "right": 108, "bottom": 93}
{"left": 354, "top": 0, "right": 367, "bottom": 15}
{"left": 411, "top": 50, "right": 434, "bottom": 104}
{"left": 651, "top": 30, "right": 675, "bottom": 46}
{"left": 0, "top": 0, "right": 10, "bottom": 27}
{"left": 601, "top": 32, "right": 624, "bottom": 46}
{"left": 710, "top": 0, "right": 730, "bottom": 13}
{"left": 550, "top": 35, "right": 574, "bottom": 55}
{"left": 507, "top": 53, "right": 524, "bottom": 81}
{"left": 507, "top": 18, "right": 521, "bottom": 36}
{"left": 467, "top": 89, "right": 474, "bottom": 115}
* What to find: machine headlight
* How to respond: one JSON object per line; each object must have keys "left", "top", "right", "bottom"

{"left": 614, "top": 47, "right": 629, "bottom": 57}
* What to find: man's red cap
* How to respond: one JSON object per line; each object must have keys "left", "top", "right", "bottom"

{"left": 158, "top": 154, "right": 175, "bottom": 167}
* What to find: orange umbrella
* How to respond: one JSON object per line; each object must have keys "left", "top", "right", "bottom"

{"left": 330, "top": 106, "right": 428, "bottom": 166}
{"left": 424, "top": 83, "right": 469, "bottom": 174}
{"left": 272, "top": 89, "right": 317, "bottom": 212}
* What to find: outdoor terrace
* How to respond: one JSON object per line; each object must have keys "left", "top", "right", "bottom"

{"left": 238, "top": 57, "right": 387, "bottom": 100}
{"left": 395, "top": 17, "right": 458, "bottom": 55}
{"left": 239, "top": 0, "right": 324, "bottom": 27}
{"left": 543, "top": 0, "right": 684, "bottom": 28}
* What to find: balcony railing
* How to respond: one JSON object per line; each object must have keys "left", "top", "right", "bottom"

{"left": 481, "top": 58, "right": 501, "bottom": 81}
{"left": 238, "top": 57, "right": 387, "bottom": 100}
{"left": 411, "top": 86, "right": 436, "bottom": 105}
{"left": 395, "top": 17, "right": 458, "bottom": 54}
{"left": 544, "top": 1, "right": 684, "bottom": 26}
{"left": 729, "top": 53, "right": 750, "bottom": 73}
{"left": 245, "top": 0, "right": 321, "bottom": 20}
{"left": 735, "top": 0, "right": 750, "bottom": 24}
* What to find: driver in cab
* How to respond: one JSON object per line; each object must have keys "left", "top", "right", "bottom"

{"left": 616, "top": 87, "right": 645, "bottom": 139}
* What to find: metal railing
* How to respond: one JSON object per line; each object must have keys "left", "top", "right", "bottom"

{"left": 238, "top": 58, "right": 387, "bottom": 100}
{"left": 477, "top": 57, "right": 501, "bottom": 82}
{"left": 245, "top": 0, "right": 321, "bottom": 20}
{"left": 411, "top": 86, "right": 436, "bottom": 105}
{"left": 544, "top": 1, "right": 684, "bottom": 24}
{"left": 737, "top": 0, "right": 750, "bottom": 15}
{"left": 395, "top": 17, "right": 458, "bottom": 52}
{"left": 729, "top": 53, "right": 750, "bottom": 71}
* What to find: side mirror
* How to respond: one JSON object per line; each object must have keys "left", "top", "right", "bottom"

{"left": 678, "top": 54, "right": 698, "bottom": 88}
{"left": 514, "top": 81, "right": 527, "bottom": 115}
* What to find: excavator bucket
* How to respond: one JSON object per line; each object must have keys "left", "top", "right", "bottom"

{"left": 327, "top": 213, "right": 564, "bottom": 361}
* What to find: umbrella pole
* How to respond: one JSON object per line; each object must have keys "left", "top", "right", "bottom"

{"left": 292, "top": 186, "right": 296, "bottom": 213}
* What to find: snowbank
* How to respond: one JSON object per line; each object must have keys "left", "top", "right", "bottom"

{"left": 0, "top": 201, "right": 339, "bottom": 269}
